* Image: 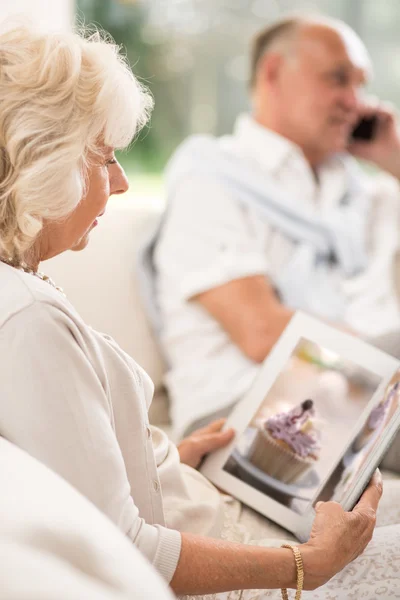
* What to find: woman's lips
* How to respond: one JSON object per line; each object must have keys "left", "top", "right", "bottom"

{"left": 92, "top": 210, "right": 105, "bottom": 228}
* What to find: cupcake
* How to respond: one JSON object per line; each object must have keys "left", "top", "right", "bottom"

{"left": 247, "top": 399, "right": 321, "bottom": 484}
{"left": 352, "top": 381, "right": 398, "bottom": 452}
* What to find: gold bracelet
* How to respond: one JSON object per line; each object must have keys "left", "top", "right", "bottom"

{"left": 280, "top": 544, "right": 304, "bottom": 600}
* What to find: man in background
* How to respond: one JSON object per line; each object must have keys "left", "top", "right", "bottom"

{"left": 150, "top": 15, "right": 400, "bottom": 438}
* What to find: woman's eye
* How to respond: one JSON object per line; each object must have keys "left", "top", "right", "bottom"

{"left": 106, "top": 158, "right": 117, "bottom": 166}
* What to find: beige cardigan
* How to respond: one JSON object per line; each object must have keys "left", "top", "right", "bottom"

{"left": 0, "top": 262, "right": 222, "bottom": 583}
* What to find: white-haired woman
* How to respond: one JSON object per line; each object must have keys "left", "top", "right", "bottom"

{"left": 0, "top": 24, "right": 399, "bottom": 600}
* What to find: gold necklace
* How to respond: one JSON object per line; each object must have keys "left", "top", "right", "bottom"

{"left": 1, "top": 258, "right": 65, "bottom": 296}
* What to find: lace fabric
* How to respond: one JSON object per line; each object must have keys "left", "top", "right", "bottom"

{"left": 180, "top": 479, "right": 400, "bottom": 600}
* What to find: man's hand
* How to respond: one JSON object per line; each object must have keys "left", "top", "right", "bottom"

{"left": 177, "top": 418, "right": 235, "bottom": 469}
{"left": 301, "top": 470, "right": 383, "bottom": 590}
{"left": 349, "top": 99, "right": 400, "bottom": 179}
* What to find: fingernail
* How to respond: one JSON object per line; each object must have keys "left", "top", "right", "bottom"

{"left": 315, "top": 502, "right": 323, "bottom": 510}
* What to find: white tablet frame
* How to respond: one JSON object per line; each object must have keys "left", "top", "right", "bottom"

{"left": 200, "top": 312, "right": 399, "bottom": 539}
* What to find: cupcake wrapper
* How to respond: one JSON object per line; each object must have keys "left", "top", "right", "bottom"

{"left": 247, "top": 428, "right": 315, "bottom": 484}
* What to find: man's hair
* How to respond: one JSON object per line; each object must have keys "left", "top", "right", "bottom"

{"left": 249, "top": 16, "right": 304, "bottom": 88}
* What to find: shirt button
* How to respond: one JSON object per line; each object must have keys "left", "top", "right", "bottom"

{"left": 146, "top": 427, "right": 152, "bottom": 440}
{"left": 153, "top": 480, "right": 159, "bottom": 493}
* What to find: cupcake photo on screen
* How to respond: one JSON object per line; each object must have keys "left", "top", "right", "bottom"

{"left": 247, "top": 399, "right": 321, "bottom": 484}
{"left": 223, "top": 337, "right": 383, "bottom": 514}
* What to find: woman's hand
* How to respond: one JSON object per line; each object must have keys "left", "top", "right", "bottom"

{"left": 178, "top": 418, "right": 235, "bottom": 469}
{"left": 301, "top": 470, "right": 383, "bottom": 590}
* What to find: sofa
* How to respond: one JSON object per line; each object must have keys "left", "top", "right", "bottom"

{"left": 0, "top": 435, "right": 175, "bottom": 600}
{"left": 44, "top": 194, "right": 400, "bottom": 447}
{"left": 45, "top": 197, "right": 172, "bottom": 435}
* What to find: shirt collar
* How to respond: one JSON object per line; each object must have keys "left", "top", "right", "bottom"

{"left": 231, "top": 113, "right": 354, "bottom": 208}
{"left": 233, "top": 113, "right": 305, "bottom": 173}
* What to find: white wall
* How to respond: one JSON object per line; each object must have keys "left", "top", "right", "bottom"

{"left": 0, "top": 0, "right": 74, "bottom": 31}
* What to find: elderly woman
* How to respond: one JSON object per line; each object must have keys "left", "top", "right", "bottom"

{"left": 0, "top": 24, "right": 399, "bottom": 600}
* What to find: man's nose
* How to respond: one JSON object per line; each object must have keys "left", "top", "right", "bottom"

{"left": 342, "top": 85, "right": 361, "bottom": 112}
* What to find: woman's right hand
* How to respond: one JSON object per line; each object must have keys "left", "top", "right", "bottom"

{"left": 301, "top": 470, "right": 383, "bottom": 590}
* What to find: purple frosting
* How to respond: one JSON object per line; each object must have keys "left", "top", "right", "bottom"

{"left": 264, "top": 399, "right": 321, "bottom": 459}
{"left": 367, "top": 382, "right": 398, "bottom": 431}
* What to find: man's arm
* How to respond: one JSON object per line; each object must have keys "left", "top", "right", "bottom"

{"left": 193, "top": 274, "right": 294, "bottom": 363}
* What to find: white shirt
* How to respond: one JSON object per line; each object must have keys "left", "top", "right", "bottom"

{"left": 0, "top": 436, "right": 176, "bottom": 600}
{"left": 0, "top": 262, "right": 223, "bottom": 583}
{"left": 154, "top": 114, "right": 400, "bottom": 437}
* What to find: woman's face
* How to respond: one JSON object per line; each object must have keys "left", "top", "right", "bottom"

{"left": 39, "top": 145, "right": 129, "bottom": 261}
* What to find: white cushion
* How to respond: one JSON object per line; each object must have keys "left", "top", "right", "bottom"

{"left": 0, "top": 436, "right": 175, "bottom": 599}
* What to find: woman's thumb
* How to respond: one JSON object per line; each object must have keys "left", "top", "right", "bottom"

{"left": 204, "top": 429, "right": 235, "bottom": 452}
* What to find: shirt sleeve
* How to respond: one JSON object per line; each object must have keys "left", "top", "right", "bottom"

{"left": 0, "top": 301, "right": 181, "bottom": 582}
{"left": 155, "top": 174, "right": 270, "bottom": 300}
{"left": 367, "top": 172, "right": 400, "bottom": 257}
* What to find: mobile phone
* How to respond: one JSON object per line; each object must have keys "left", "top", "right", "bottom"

{"left": 351, "top": 114, "right": 378, "bottom": 142}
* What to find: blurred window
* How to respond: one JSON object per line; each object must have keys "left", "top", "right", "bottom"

{"left": 77, "top": 0, "right": 400, "bottom": 175}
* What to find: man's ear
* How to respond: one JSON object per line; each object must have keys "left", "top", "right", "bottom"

{"left": 259, "top": 53, "right": 284, "bottom": 86}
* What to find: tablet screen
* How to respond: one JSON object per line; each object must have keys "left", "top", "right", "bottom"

{"left": 222, "top": 337, "right": 384, "bottom": 515}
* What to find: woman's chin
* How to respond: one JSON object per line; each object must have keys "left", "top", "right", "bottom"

{"left": 71, "top": 234, "right": 90, "bottom": 252}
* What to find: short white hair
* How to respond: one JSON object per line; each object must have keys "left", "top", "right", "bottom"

{"left": 0, "top": 23, "right": 153, "bottom": 262}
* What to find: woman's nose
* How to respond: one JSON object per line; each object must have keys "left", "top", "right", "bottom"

{"left": 111, "top": 163, "right": 129, "bottom": 196}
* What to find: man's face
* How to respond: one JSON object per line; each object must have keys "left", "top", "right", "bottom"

{"left": 270, "top": 25, "right": 370, "bottom": 160}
